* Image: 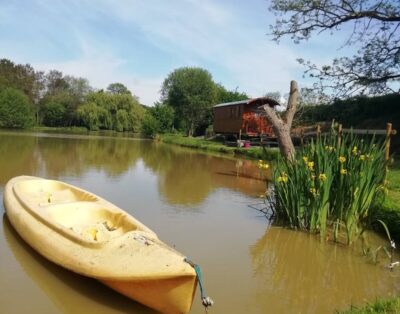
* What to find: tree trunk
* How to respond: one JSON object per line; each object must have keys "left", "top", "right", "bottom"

{"left": 263, "top": 80, "right": 298, "bottom": 160}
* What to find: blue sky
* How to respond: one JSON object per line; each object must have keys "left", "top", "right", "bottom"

{"left": 0, "top": 0, "right": 351, "bottom": 105}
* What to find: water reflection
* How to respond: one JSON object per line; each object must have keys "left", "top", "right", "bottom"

{"left": 0, "top": 132, "right": 267, "bottom": 205}
{"left": 141, "top": 142, "right": 268, "bottom": 205}
{"left": 2, "top": 215, "right": 157, "bottom": 314}
{"left": 1, "top": 131, "right": 400, "bottom": 314}
{"left": 250, "top": 227, "right": 400, "bottom": 313}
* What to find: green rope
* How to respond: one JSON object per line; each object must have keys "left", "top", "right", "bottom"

{"left": 184, "top": 257, "right": 214, "bottom": 310}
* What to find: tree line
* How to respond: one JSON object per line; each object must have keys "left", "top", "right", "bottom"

{"left": 0, "top": 59, "right": 248, "bottom": 136}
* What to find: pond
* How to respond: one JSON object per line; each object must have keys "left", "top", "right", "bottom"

{"left": 0, "top": 131, "right": 399, "bottom": 314}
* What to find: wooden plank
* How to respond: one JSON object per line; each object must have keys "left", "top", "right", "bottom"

{"left": 342, "top": 128, "right": 387, "bottom": 135}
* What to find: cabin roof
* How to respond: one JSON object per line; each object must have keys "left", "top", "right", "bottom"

{"left": 214, "top": 97, "right": 280, "bottom": 108}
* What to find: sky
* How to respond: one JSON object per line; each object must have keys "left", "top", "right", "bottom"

{"left": 0, "top": 0, "right": 351, "bottom": 106}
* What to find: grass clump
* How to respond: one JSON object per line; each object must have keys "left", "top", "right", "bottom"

{"left": 339, "top": 297, "right": 400, "bottom": 313}
{"left": 272, "top": 129, "right": 387, "bottom": 244}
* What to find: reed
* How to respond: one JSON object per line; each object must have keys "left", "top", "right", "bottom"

{"left": 271, "top": 128, "right": 387, "bottom": 243}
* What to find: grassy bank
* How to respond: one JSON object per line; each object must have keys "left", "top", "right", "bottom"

{"left": 159, "top": 134, "right": 280, "bottom": 160}
{"left": 371, "top": 161, "right": 400, "bottom": 243}
{"left": 31, "top": 126, "right": 89, "bottom": 133}
{"left": 339, "top": 162, "right": 400, "bottom": 314}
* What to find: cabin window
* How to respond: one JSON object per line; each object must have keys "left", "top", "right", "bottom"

{"left": 230, "top": 107, "right": 235, "bottom": 118}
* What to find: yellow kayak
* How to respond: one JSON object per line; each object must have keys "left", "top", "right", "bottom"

{"left": 4, "top": 176, "right": 198, "bottom": 314}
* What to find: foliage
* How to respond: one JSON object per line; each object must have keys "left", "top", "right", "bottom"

{"left": 0, "top": 59, "right": 43, "bottom": 104}
{"left": 370, "top": 162, "right": 400, "bottom": 243}
{"left": 149, "top": 102, "right": 175, "bottom": 133}
{"left": 340, "top": 297, "right": 400, "bottom": 314}
{"left": 41, "top": 101, "right": 67, "bottom": 127}
{"left": 160, "top": 134, "right": 280, "bottom": 160}
{"left": 77, "top": 91, "right": 144, "bottom": 132}
{"left": 272, "top": 129, "right": 387, "bottom": 243}
{"left": 141, "top": 103, "right": 175, "bottom": 136}
{"left": 297, "top": 93, "right": 400, "bottom": 129}
{"left": 0, "top": 88, "right": 34, "bottom": 128}
{"left": 269, "top": 0, "right": 400, "bottom": 97}
{"left": 141, "top": 112, "right": 160, "bottom": 136}
{"left": 107, "top": 83, "right": 131, "bottom": 95}
{"left": 77, "top": 102, "right": 100, "bottom": 131}
{"left": 40, "top": 91, "right": 75, "bottom": 126}
{"left": 161, "top": 67, "right": 216, "bottom": 136}
{"left": 215, "top": 83, "right": 248, "bottom": 103}
{"left": 41, "top": 72, "right": 92, "bottom": 126}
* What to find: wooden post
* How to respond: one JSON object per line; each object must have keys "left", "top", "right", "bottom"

{"left": 385, "top": 123, "right": 392, "bottom": 162}
{"left": 239, "top": 129, "right": 242, "bottom": 141}
{"left": 337, "top": 124, "right": 342, "bottom": 149}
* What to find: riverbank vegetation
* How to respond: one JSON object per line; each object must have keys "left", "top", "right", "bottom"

{"left": 159, "top": 134, "right": 280, "bottom": 160}
{"left": 340, "top": 297, "right": 400, "bottom": 313}
{"left": 0, "top": 59, "right": 248, "bottom": 136}
{"left": 271, "top": 129, "right": 387, "bottom": 244}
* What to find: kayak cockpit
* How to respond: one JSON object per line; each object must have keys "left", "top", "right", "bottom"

{"left": 14, "top": 179, "right": 98, "bottom": 206}
{"left": 12, "top": 179, "right": 141, "bottom": 247}
{"left": 46, "top": 202, "right": 137, "bottom": 243}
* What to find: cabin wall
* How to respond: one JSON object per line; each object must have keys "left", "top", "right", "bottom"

{"left": 213, "top": 105, "right": 243, "bottom": 134}
{"left": 213, "top": 103, "right": 275, "bottom": 136}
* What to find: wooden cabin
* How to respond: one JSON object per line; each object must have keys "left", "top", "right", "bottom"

{"left": 213, "top": 97, "right": 280, "bottom": 137}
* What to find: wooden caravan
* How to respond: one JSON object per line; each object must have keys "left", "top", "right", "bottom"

{"left": 213, "top": 97, "right": 280, "bottom": 137}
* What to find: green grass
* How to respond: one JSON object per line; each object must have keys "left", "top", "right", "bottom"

{"left": 339, "top": 162, "right": 400, "bottom": 314}
{"left": 159, "top": 134, "right": 280, "bottom": 160}
{"left": 370, "top": 161, "right": 400, "bottom": 243}
{"left": 339, "top": 298, "right": 400, "bottom": 313}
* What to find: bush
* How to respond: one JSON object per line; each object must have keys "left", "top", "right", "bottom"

{"left": 0, "top": 88, "right": 34, "bottom": 128}
{"left": 41, "top": 101, "right": 66, "bottom": 126}
{"left": 142, "top": 113, "right": 160, "bottom": 137}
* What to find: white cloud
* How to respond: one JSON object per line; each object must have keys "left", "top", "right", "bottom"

{"left": 102, "top": 0, "right": 302, "bottom": 97}
{"left": 1, "top": 0, "right": 322, "bottom": 104}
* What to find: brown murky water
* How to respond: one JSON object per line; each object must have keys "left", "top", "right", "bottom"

{"left": 0, "top": 131, "right": 399, "bottom": 314}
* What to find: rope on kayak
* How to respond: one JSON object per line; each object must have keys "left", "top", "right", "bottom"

{"left": 184, "top": 257, "right": 214, "bottom": 312}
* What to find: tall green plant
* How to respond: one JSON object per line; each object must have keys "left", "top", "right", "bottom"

{"left": 272, "top": 129, "right": 387, "bottom": 243}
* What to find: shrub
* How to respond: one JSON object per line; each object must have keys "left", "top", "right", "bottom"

{"left": 142, "top": 112, "right": 160, "bottom": 137}
{"left": 41, "top": 101, "right": 66, "bottom": 126}
{"left": 0, "top": 87, "right": 34, "bottom": 128}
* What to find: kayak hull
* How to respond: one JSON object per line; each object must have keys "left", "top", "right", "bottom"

{"left": 4, "top": 176, "right": 197, "bottom": 314}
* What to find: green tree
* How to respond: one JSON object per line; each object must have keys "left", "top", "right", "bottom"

{"left": 41, "top": 101, "right": 66, "bottom": 127}
{"left": 78, "top": 91, "right": 144, "bottom": 132}
{"left": 40, "top": 91, "right": 75, "bottom": 126}
{"left": 161, "top": 67, "right": 216, "bottom": 136}
{"left": 0, "top": 59, "right": 43, "bottom": 103}
{"left": 269, "top": 0, "right": 400, "bottom": 97}
{"left": 215, "top": 83, "right": 248, "bottom": 103}
{"left": 77, "top": 102, "right": 100, "bottom": 131}
{"left": 0, "top": 88, "right": 34, "bottom": 128}
{"left": 0, "top": 59, "right": 44, "bottom": 124}
{"left": 141, "top": 112, "right": 160, "bottom": 137}
{"left": 45, "top": 70, "right": 69, "bottom": 95}
{"left": 107, "top": 83, "right": 131, "bottom": 95}
{"left": 150, "top": 102, "right": 175, "bottom": 133}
